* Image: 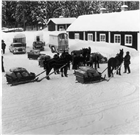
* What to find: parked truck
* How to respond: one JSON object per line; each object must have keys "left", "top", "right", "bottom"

{"left": 49, "top": 31, "right": 69, "bottom": 53}
{"left": 9, "top": 33, "right": 26, "bottom": 54}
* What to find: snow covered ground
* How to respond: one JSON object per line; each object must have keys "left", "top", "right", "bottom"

{"left": 1, "top": 30, "right": 139, "bottom": 134}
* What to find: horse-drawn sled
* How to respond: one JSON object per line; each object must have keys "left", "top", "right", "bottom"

{"left": 27, "top": 49, "right": 46, "bottom": 60}
{"left": 5, "top": 67, "right": 38, "bottom": 86}
{"left": 75, "top": 66, "right": 107, "bottom": 84}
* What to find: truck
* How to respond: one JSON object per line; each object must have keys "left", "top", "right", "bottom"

{"left": 9, "top": 33, "right": 26, "bottom": 54}
{"left": 33, "top": 35, "right": 45, "bottom": 51}
{"left": 49, "top": 31, "right": 69, "bottom": 53}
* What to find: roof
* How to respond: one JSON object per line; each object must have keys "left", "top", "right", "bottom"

{"left": 67, "top": 10, "right": 140, "bottom": 32}
{"left": 14, "top": 33, "right": 26, "bottom": 38}
{"left": 47, "top": 17, "right": 76, "bottom": 25}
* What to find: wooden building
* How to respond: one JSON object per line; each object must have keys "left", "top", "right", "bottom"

{"left": 47, "top": 17, "right": 76, "bottom": 31}
{"left": 67, "top": 10, "right": 140, "bottom": 50}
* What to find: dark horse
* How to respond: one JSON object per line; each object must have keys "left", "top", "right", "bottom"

{"left": 108, "top": 49, "right": 124, "bottom": 78}
{"left": 44, "top": 51, "right": 72, "bottom": 80}
{"left": 71, "top": 47, "right": 91, "bottom": 69}
{"left": 86, "top": 53, "right": 100, "bottom": 69}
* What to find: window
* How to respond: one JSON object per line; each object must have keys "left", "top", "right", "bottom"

{"left": 75, "top": 33, "right": 79, "bottom": 39}
{"left": 100, "top": 34, "right": 106, "bottom": 42}
{"left": 88, "top": 34, "right": 93, "bottom": 41}
{"left": 59, "top": 26, "right": 64, "bottom": 31}
{"left": 114, "top": 34, "right": 121, "bottom": 44}
{"left": 125, "top": 35, "right": 132, "bottom": 46}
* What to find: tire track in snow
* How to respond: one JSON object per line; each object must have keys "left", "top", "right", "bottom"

{"left": 2, "top": 84, "right": 138, "bottom": 134}
{"left": 2, "top": 78, "right": 138, "bottom": 134}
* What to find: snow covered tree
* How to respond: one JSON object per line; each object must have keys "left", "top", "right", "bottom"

{"left": 2, "top": 1, "right": 139, "bottom": 29}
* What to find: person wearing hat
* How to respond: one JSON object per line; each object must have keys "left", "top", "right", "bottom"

{"left": 123, "top": 51, "right": 131, "bottom": 74}
{"left": 1, "top": 40, "right": 6, "bottom": 54}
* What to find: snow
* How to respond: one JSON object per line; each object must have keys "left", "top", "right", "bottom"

{"left": 47, "top": 17, "right": 76, "bottom": 25}
{"left": 1, "top": 30, "right": 139, "bottom": 134}
{"left": 67, "top": 10, "right": 140, "bottom": 32}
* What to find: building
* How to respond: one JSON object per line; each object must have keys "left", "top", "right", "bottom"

{"left": 67, "top": 9, "right": 140, "bottom": 50}
{"left": 47, "top": 17, "right": 76, "bottom": 31}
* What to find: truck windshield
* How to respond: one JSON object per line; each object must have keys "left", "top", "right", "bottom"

{"left": 59, "top": 34, "right": 67, "bottom": 40}
{"left": 13, "top": 44, "right": 23, "bottom": 47}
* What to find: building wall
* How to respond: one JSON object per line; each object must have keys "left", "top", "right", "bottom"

{"left": 69, "top": 32, "right": 83, "bottom": 40}
{"left": 97, "top": 31, "right": 109, "bottom": 42}
{"left": 69, "top": 32, "right": 75, "bottom": 39}
{"left": 110, "top": 31, "right": 138, "bottom": 50}
{"left": 85, "top": 32, "right": 95, "bottom": 41}
{"left": 68, "top": 31, "right": 138, "bottom": 50}
{"left": 48, "top": 21, "right": 55, "bottom": 31}
{"left": 48, "top": 23, "right": 71, "bottom": 31}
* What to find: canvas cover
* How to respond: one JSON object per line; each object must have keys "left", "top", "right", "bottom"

{"left": 79, "top": 66, "right": 100, "bottom": 77}
{"left": 13, "top": 33, "right": 26, "bottom": 43}
{"left": 75, "top": 66, "right": 101, "bottom": 83}
{"left": 5, "top": 67, "right": 35, "bottom": 84}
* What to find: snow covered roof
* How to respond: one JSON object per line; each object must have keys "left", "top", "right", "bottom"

{"left": 47, "top": 17, "right": 76, "bottom": 25}
{"left": 14, "top": 33, "right": 26, "bottom": 38}
{"left": 49, "top": 31, "right": 67, "bottom": 36}
{"left": 67, "top": 10, "right": 140, "bottom": 32}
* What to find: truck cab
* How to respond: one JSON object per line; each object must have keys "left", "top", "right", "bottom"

{"left": 9, "top": 33, "right": 26, "bottom": 54}
{"left": 33, "top": 36, "right": 45, "bottom": 51}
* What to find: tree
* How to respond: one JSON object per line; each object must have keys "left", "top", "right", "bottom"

{"left": 3, "top": 1, "right": 17, "bottom": 27}
{"left": 2, "top": 1, "right": 6, "bottom": 27}
{"left": 2, "top": 1, "right": 139, "bottom": 29}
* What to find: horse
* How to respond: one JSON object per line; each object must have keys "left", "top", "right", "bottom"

{"left": 107, "top": 49, "right": 124, "bottom": 78}
{"left": 71, "top": 47, "right": 91, "bottom": 57}
{"left": 72, "top": 54, "right": 86, "bottom": 69}
{"left": 44, "top": 52, "right": 72, "bottom": 79}
{"left": 53, "top": 53, "right": 60, "bottom": 74}
{"left": 71, "top": 47, "right": 91, "bottom": 69}
{"left": 86, "top": 53, "right": 100, "bottom": 69}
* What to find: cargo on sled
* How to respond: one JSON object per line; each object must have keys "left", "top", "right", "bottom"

{"left": 5, "top": 67, "right": 38, "bottom": 86}
{"left": 74, "top": 66, "right": 106, "bottom": 84}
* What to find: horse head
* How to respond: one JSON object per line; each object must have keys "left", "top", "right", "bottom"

{"left": 119, "top": 49, "right": 124, "bottom": 57}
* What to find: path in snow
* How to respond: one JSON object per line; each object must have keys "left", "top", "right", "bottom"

{"left": 2, "top": 62, "right": 139, "bottom": 134}
{"left": 1, "top": 31, "right": 139, "bottom": 134}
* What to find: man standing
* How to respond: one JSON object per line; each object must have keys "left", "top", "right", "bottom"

{"left": 124, "top": 51, "right": 131, "bottom": 74}
{"left": 2, "top": 40, "right": 6, "bottom": 54}
{"left": 1, "top": 53, "right": 5, "bottom": 72}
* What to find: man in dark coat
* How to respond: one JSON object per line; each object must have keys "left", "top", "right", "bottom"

{"left": 2, "top": 40, "right": 6, "bottom": 54}
{"left": 2, "top": 55, "right": 5, "bottom": 72}
{"left": 123, "top": 51, "right": 131, "bottom": 74}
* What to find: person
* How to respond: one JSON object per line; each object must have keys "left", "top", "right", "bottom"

{"left": 1, "top": 52, "right": 5, "bottom": 72}
{"left": 2, "top": 40, "right": 6, "bottom": 54}
{"left": 123, "top": 51, "right": 131, "bottom": 74}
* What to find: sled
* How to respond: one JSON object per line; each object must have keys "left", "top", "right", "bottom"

{"left": 10, "top": 77, "right": 39, "bottom": 86}
{"left": 5, "top": 67, "right": 38, "bottom": 86}
{"left": 27, "top": 50, "right": 44, "bottom": 60}
{"left": 74, "top": 66, "right": 107, "bottom": 84}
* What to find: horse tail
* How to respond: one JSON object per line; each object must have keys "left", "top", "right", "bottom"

{"left": 108, "top": 59, "right": 111, "bottom": 77}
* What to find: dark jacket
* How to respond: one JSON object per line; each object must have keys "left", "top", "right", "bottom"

{"left": 124, "top": 54, "right": 131, "bottom": 65}
{"left": 2, "top": 42, "right": 6, "bottom": 50}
